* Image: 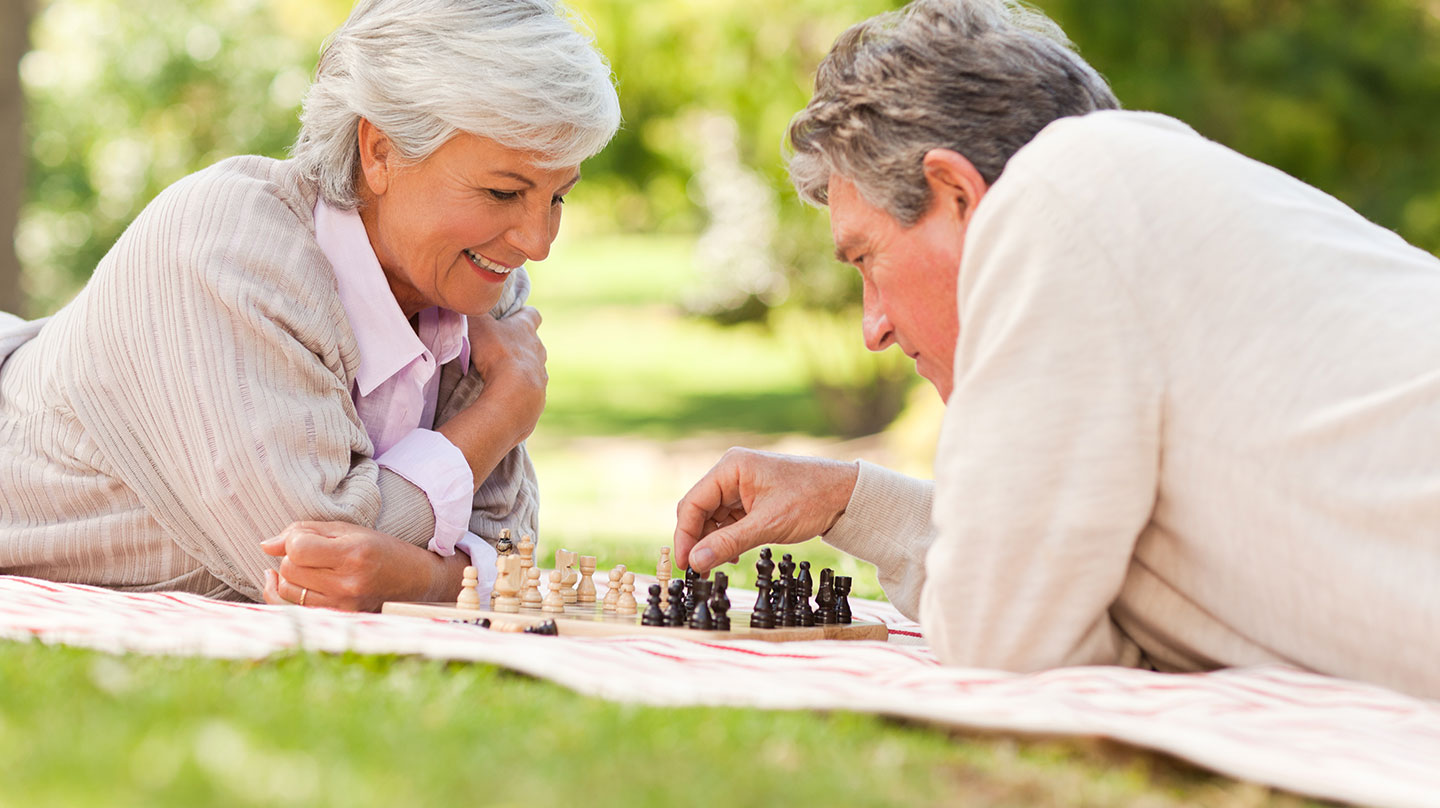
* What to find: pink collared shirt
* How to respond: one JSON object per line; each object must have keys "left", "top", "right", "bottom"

{"left": 314, "top": 200, "right": 495, "bottom": 579}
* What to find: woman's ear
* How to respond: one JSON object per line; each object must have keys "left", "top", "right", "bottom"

{"left": 356, "top": 118, "right": 394, "bottom": 198}
{"left": 922, "top": 148, "right": 989, "bottom": 226}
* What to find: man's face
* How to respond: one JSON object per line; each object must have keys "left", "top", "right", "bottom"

{"left": 828, "top": 175, "right": 964, "bottom": 400}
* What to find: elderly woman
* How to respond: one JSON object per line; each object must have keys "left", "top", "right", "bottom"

{"left": 0, "top": 0, "right": 619, "bottom": 610}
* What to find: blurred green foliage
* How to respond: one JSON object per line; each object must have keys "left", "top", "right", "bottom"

{"left": 17, "top": 0, "right": 1440, "bottom": 316}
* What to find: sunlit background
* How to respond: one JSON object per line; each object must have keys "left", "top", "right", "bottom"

{"left": 4, "top": 0, "right": 1440, "bottom": 592}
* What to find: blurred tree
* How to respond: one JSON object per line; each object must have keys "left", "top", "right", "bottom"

{"left": 1, "top": 0, "right": 33, "bottom": 316}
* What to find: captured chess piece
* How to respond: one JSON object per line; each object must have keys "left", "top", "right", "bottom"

{"left": 603, "top": 565, "right": 625, "bottom": 613}
{"left": 816, "top": 568, "right": 837, "bottom": 624}
{"left": 457, "top": 565, "right": 482, "bottom": 610}
{"left": 542, "top": 570, "right": 566, "bottom": 613}
{"left": 496, "top": 528, "right": 514, "bottom": 557}
{"left": 750, "top": 579, "right": 775, "bottom": 629}
{"left": 711, "top": 571, "right": 731, "bottom": 632}
{"left": 616, "top": 571, "right": 638, "bottom": 615}
{"left": 835, "top": 576, "right": 853, "bottom": 624}
{"left": 522, "top": 566, "right": 544, "bottom": 609}
{"left": 689, "top": 580, "right": 714, "bottom": 631}
{"left": 664, "top": 579, "right": 686, "bottom": 627}
{"left": 524, "top": 619, "right": 559, "bottom": 636}
{"left": 656, "top": 546, "right": 672, "bottom": 609}
{"left": 641, "top": 583, "right": 666, "bottom": 627}
{"left": 577, "top": 555, "right": 598, "bottom": 604}
{"left": 797, "top": 561, "right": 816, "bottom": 627}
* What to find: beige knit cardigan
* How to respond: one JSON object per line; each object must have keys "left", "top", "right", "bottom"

{"left": 0, "top": 156, "right": 538, "bottom": 601}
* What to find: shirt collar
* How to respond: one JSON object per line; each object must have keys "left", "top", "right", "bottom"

{"left": 314, "top": 199, "right": 469, "bottom": 395}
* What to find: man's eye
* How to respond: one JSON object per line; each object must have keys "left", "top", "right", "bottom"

{"left": 552, "top": 194, "right": 567, "bottom": 206}
{"left": 487, "top": 189, "right": 520, "bottom": 201}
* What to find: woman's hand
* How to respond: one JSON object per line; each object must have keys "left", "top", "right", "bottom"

{"left": 260, "top": 521, "right": 468, "bottom": 611}
{"left": 467, "top": 306, "right": 547, "bottom": 444}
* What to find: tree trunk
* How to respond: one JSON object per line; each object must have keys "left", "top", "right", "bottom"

{"left": 0, "top": 0, "right": 32, "bottom": 317}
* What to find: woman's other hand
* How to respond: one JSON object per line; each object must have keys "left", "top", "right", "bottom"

{"left": 260, "top": 521, "right": 468, "bottom": 611}
{"left": 468, "top": 305, "right": 547, "bottom": 443}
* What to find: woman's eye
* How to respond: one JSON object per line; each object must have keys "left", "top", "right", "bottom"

{"left": 487, "top": 189, "right": 520, "bottom": 201}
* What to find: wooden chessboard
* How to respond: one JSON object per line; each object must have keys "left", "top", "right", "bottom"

{"left": 381, "top": 601, "right": 891, "bottom": 643}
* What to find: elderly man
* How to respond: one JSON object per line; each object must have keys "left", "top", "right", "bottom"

{"left": 673, "top": 0, "right": 1440, "bottom": 700}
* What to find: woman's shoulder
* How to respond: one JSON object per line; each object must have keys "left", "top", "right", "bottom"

{"left": 155, "top": 155, "right": 320, "bottom": 232}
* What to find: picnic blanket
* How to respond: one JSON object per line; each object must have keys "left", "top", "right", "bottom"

{"left": 2, "top": 573, "right": 1436, "bottom": 808}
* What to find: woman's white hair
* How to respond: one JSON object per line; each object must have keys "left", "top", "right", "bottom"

{"left": 291, "top": 0, "right": 621, "bottom": 209}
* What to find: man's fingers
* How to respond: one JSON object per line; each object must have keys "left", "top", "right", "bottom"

{"left": 688, "top": 520, "right": 765, "bottom": 575}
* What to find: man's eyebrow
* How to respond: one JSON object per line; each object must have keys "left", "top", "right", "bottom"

{"left": 834, "top": 235, "right": 859, "bottom": 264}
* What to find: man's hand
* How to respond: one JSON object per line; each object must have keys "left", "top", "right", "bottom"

{"left": 673, "top": 448, "right": 859, "bottom": 574}
{"left": 260, "top": 521, "right": 468, "bottom": 611}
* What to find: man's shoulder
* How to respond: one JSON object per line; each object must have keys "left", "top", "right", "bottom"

{"left": 1003, "top": 111, "right": 1203, "bottom": 183}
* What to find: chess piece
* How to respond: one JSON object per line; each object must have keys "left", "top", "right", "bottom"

{"left": 616, "top": 571, "right": 637, "bottom": 615}
{"left": 522, "top": 566, "right": 544, "bottom": 609}
{"left": 755, "top": 547, "right": 775, "bottom": 586}
{"left": 835, "top": 576, "right": 853, "bottom": 624}
{"left": 494, "top": 556, "right": 522, "bottom": 613}
{"left": 710, "top": 572, "right": 731, "bottom": 631}
{"left": 641, "top": 583, "right": 666, "bottom": 627}
{"left": 816, "top": 568, "right": 837, "bottom": 624}
{"left": 602, "top": 565, "right": 625, "bottom": 613}
{"left": 577, "top": 555, "right": 597, "bottom": 604}
{"left": 495, "top": 528, "right": 514, "bottom": 557}
{"left": 664, "top": 579, "right": 686, "bottom": 627}
{"left": 773, "top": 553, "right": 795, "bottom": 615}
{"left": 689, "top": 580, "right": 714, "bottom": 630}
{"left": 656, "top": 547, "right": 672, "bottom": 609}
{"left": 779, "top": 575, "right": 798, "bottom": 627}
{"left": 457, "top": 566, "right": 481, "bottom": 610}
{"left": 749, "top": 579, "right": 775, "bottom": 629}
{"left": 797, "top": 561, "right": 816, "bottom": 627}
{"left": 684, "top": 567, "right": 699, "bottom": 617}
{"left": 518, "top": 534, "right": 535, "bottom": 581}
{"left": 554, "top": 549, "right": 579, "bottom": 605}
{"left": 542, "top": 570, "right": 567, "bottom": 613}
{"left": 491, "top": 554, "right": 506, "bottom": 608}
{"left": 524, "top": 619, "right": 559, "bottom": 636}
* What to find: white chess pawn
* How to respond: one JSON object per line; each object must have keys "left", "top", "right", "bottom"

{"left": 457, "top": 566, "right": 481, "bottom": 611}
{"left": 522, "top": 567, "right": 543, "bottom": 609}
{"left": 577, "top": 555, "right": 597, "bottom": 605}
{"left": 542, "top": 569, "right": 566, "bottom": 613}
{"left": 602, "top": 565, "right": 625, "bottom": 613}
{"left": 616, "top": 571, "right": 637, "bottom": 616}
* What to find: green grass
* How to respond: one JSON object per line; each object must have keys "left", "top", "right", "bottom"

{"left": 0, "top": 642, "right": 1323, "bottom": 808}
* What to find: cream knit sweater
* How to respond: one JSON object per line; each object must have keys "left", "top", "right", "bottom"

{"left": 825, "top": 111, "right": 1440, "bottom": 700}
{"left": 0, "top": 157, "right": 537, "bottom": 601}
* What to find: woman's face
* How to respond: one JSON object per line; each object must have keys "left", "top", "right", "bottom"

{"left": 356, "top": 122, "right": 580, "bottom": 318}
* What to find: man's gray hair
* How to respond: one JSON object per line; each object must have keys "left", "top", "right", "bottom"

{"left": 788, "top": 0, "right": 1118, "bottom": 225}
{"left": 291, "top": 0, "right": 621, "bottom": 209}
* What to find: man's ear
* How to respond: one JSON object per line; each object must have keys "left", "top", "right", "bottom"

{"left": 921, "top": 148, "right": 989, "bottom": 225}
{"left": 357, "top": 118, "right": 394, "bottom": 198}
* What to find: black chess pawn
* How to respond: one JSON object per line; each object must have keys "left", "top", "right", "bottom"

{"left": 689, "top": 580, "right": 714, "bottom": 630}
{"left": 749, "top": 579, "right": 775, "bottom": 629}
{"left": 816, "top": 568, "right": 837, "bottom": 624}
{"left": 711, "top": 572, "right": 731, "bottom": 631}
{"left": 641, "top": 583, "right": 666, "bottom": 627}
{"left": 797, "top": 561, "right": 816, "bottom": 627}
{"left": 835, "top": 576, "right": 853, "bottom": 624}
{"left": 684, "top": 567, "right": 700, "bottom": 616}
{"left": 779, "top": 576, "right": 799, "bottom": 627}
{"left": 665, "top": 579, "right": 687, "bottom": 627}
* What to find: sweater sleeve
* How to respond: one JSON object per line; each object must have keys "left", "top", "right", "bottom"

{"left": 821, "top": 461, "right": 935, "bottom": 620}
{"left": 920, "top": 171, "right": 1162, "bottom": 671}
{"left": 63, "top": 163, "right": 434, "bottom": 600}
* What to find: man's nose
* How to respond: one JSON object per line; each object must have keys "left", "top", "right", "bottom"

{"left": 862, "top": 303, "right": 895, "bottom": 352}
